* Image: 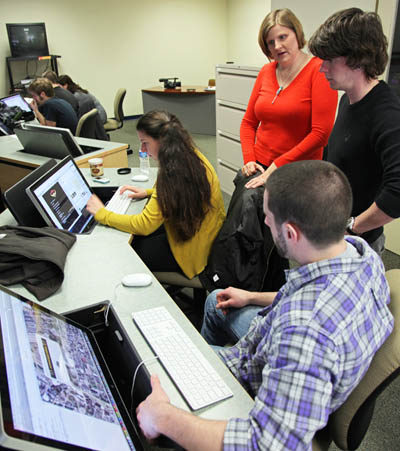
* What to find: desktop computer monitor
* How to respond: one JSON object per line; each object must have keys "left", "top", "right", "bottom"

{"left": 0, "top": 284, "right": 144, "bottom": 450}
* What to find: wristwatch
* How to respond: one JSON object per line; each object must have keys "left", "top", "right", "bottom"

{"left": 346, "top": 216, "right": 357, "bottom": 235}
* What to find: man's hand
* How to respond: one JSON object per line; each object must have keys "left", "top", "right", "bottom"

{"left": 242, "top": 161, "right": 265, "bottom": 177}
{"left": 120, "top": 185, "right": 148, "bottom": 200}
{"left": 216, "top": 287, "right": 252, "bottom": 315}
{"left": 136, "top": 375, "right": 170, "bottom": 440}
{"left": 86, "top": 194, "right": 105, "bottom": 215}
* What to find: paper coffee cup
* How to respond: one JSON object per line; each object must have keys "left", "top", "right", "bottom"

{"left": 89, "top": 158, "right": 104, "bottom": 177}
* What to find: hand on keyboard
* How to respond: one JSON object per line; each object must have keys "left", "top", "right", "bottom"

{"left": 86, "top": 194, "right": 105, "bottom": 216}
{"left": 120, "top": 185, "right": 148, "bottom": 200}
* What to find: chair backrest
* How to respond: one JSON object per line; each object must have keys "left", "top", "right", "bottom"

{"left": 313, "top": 268, "right": 400, "bottom": 450}
{"left": 113, "top": 88, "right": 126, "bottom": 124}
{"left": 75, "top": 108, "right": 98, "bottom": 139}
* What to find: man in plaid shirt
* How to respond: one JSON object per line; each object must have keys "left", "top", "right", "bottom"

{"left": 136, "top": 160, "right": 394, "bottom": 450}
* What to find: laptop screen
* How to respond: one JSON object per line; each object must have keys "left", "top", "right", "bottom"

{"left": 26, "top": 156, "right": 96, "bottom": 234}
{"left": 22, "top": 123, "right": 84, "bottom": 157}
{"left": 0, "top": 93, "right": 32, "bottom": 113}
{"left": 0, "top": 285, "right": 141, "bottom": 450}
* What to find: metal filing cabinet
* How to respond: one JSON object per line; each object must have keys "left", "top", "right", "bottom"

{"left": 215, "top": 64, "right": 261, "bottom": 194}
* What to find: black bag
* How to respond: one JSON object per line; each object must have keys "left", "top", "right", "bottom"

{"left": 199, "top": 170, "right": 288, "bottom": 292}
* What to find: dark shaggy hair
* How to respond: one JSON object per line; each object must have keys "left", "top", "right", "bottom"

{"left": 308, "top": 8, "right": 388, "bottom": 80}
{"left": 58, "top": 74, "right": 88, "bottom": 94}
{"left": 136, "top": 110, "right": 212, "bottom": 242}
{"left": 266, "top": 160, "right": 352, "bottom": 248}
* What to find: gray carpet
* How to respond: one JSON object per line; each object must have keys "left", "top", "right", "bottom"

{"left": 111, "top": 118, "right": 400, "bottom": 450}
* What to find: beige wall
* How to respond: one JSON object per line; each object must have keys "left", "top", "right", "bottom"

{"left": 1, "top": 1, "right": 398, "bottom": 117}
{"left": 1, "top": 0, "right": 228, "bottom": 116}
{"left": 226, "top": 0, "right": 271, "bottom": 67}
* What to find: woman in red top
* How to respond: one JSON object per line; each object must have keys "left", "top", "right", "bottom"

{"left": 241, "top": 9, "right": 338, "bottom": 189}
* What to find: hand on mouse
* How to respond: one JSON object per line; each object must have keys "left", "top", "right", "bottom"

{"left": 86, "top": 194, "right": 105, "bottom": 215}
{"left": 120, "top": 185, "right": 148, "bottom": 199}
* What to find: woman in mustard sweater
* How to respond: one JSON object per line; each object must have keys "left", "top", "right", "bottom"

{"left": 86, "top": 110, "right": 226, "bottom": 279}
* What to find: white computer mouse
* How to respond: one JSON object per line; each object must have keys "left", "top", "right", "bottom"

{"left": 131, "top": 174, "right": 149, "bottom": 182}
{"left": 121, "top": 273, "right": 152, "bottom": 287}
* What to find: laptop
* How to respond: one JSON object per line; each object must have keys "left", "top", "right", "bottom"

{"left": 3, "top": 159, "right": 58, "bottom": 227}
{"left": 26, "top": 156, "right": 99, "bottom": 234}
{"left": 15, "top": 126, "right": 82, "bottom": 159}
{"left": 0, "top": 93, "right": 33, "bottom": 114}
{"left": 23, "top": 123, "right": 102, "bottom": 155}
{"left": 0, "top": 119, "right": 13, "bottom": 136}
{"left": 0, "top": 284, "right": 144, "bottom": 450}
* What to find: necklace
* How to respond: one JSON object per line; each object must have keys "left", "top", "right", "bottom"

{"left": 271, "top": 54, "right": 310, "bottom": 104}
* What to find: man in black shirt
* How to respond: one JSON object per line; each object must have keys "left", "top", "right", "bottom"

{"left": 42, "top": 70, "right": 79, "bottom": 115}
{"left": 309, "top": 8, "right": 400, "bottom": 253}
{"left": 29, "top": 78, "right": 78, "bottom": 134}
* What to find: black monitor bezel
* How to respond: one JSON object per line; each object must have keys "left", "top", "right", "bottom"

{"left": 6, "top": 22, "right": 50, "bottom": 58}
{"left": 0, "top": 284, "right": 144, "bottom": 450}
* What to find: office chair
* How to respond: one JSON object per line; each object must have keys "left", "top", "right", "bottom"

{"left": 75, "top": 108, "right": 99, "bottom": 139}
{"left": 312, "top": 268, "right": 400, "bottom": 451}
{"left": 104, "top": 88, "right": 126, "bottom": 133}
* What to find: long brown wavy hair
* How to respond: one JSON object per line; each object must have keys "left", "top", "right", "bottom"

{"left": 136, "top": 110, "right": 212, "bottom": 242}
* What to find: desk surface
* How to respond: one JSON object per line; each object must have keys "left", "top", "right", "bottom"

{"left": 0, "top": 134, "right": 128, "bottom": 168}
{"left": 142, "top": 85, "right": 215, "bottom": 95}
{"left": 0, "top": 167, "right": 253, "bottom": 425}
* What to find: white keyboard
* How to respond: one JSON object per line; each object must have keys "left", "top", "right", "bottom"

{"left": 106, "top": 188, "right": 131, "bottom": 214}
{"left": 132, "top": 306, "right": 233, "bottom": 410}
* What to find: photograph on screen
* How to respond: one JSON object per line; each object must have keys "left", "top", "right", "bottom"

{"left": 0, "top": 288, "right": 140, "bottom": 450}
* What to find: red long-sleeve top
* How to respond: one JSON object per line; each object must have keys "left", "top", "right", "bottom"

{"left": 240, "top": 57, "right": 338, "bottom": 167}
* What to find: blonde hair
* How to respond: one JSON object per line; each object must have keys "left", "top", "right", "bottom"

{"left": 258, "top": 9, "right": 306, "bottom": 59}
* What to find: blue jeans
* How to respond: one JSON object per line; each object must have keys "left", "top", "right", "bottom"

{"left": 201, "top": 289, "right": 260, "bottom": 346}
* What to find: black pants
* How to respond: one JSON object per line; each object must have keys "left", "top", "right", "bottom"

{"left": 131, "top": 225, "right": 182, "bottom": 273}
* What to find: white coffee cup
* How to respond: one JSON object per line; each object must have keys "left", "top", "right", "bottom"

{"left": 88, "top": 158, "right": 104, "bottom": 177}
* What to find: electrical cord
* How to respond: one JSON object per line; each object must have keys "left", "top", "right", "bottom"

{"left": 103, "top": 282, "right": 123, "bottom": 326}
{"left": 130, "top": 356, "right": 159, "bottom": 414}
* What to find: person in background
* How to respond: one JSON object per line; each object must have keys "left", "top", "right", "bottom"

{"left": 241, "top": 8, "right": 338, "bottom": 189}
{"left": 86, "top": 110, "right": 225, "bottom": 279}
{"left": 309, "top": 7, "right": 400, "bottom": 254}
{"left": 135, "top": 160, "right": 393, "bottom": 450}
{"left": 42, "top": 70, "right": 79, "bottom": 115}
{"left": 28, "top": 78, "right": 78, "bottom": 134}
{"left": 58, "top": 74, "right": 107, "bottom": 124}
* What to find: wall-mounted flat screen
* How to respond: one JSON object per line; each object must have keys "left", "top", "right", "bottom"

{"left": 6, "top": 23, "right": 49, "bottom": 58}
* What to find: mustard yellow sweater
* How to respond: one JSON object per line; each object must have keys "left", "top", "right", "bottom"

{"left": 95, "top": 151, "right": 226, "bottom": 279}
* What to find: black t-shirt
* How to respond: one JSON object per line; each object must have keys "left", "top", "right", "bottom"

{"left": 326, "top": 81, "right": 400, "bottom": 244}
{"left": 40, "top": 97, "right": 78, "bottom": 134}
{"left": 54, "top": 86, "right": 79, "bottom": 114}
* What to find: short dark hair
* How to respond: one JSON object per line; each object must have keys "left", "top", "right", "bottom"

{"left": 258, "top": 8, "right": 306, "bottom": 59}
{"left": 29, "top": 78, "right": 54, "bottom": 98}
{"left": 265, "top": 160, "right": 352, "bottom": 247}
{"left": 42, "top": 70, "right": 59, "bottom": 84}
{"left": 308, "top": 7, "right": 388, "bottom": 80}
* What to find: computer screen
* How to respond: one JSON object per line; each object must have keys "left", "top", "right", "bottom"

{"left": 0, "top": 285, "right": 142, "bottom": 450}
{"left": 6, "top": 23, "right": 49, "bottom": 58}
{"left": 0, "top": 93, "right": 32, "bottom": 113}
{"left": 23, "top": 123, "right": 84, "bottom": 157}
{"left": 26, "top": 156, "right": 96, "bottom": 234}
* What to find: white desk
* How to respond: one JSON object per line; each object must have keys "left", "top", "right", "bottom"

{"left": 0, "top": 167, "right": 253, "bottom": 427}
{"left": 0, "top": 134, "right": 129, "bottom": 194}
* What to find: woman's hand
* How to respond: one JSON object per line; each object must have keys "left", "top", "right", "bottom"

{"left": 119, "top": 185, "right": 148, "bottom": 199}
{"left": 245, "top": 162, "right": 277, "bottom": 189}
{"left": 241, "top": 161, "right": 265, "bottom": 177}
{"left": 86, "top": 194, "right": 105, "bottom": 215}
